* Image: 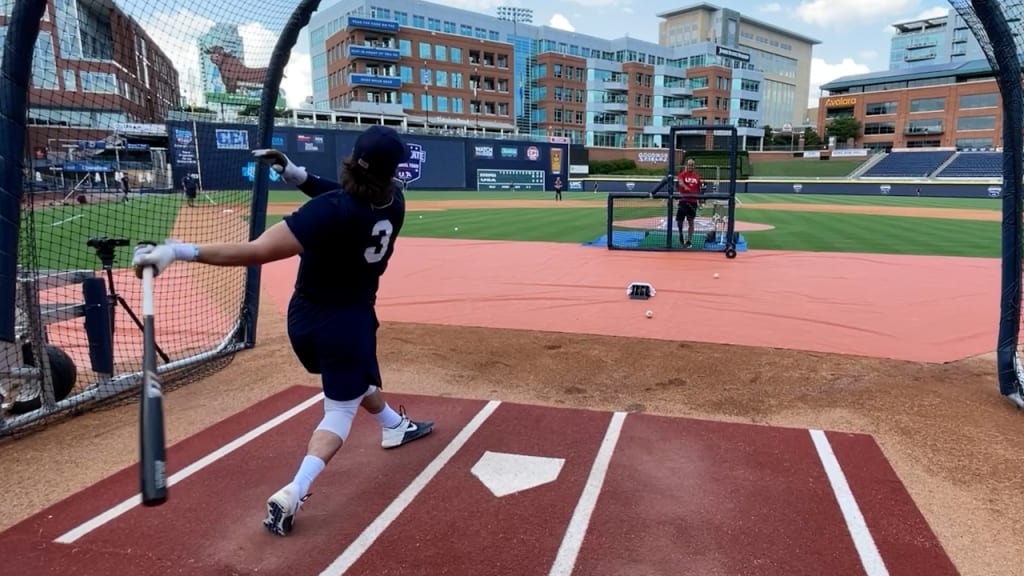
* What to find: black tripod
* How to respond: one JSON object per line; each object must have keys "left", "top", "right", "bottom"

{"left": 87, "top": 237, "right": 171, "bottom": 364}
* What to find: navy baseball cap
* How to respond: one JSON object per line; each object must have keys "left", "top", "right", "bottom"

{"left": 352, "top": 125, "right": 411, "bottom": 179}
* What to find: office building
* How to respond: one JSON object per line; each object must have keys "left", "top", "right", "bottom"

{"left": 656, "top": 2, "right": 820, "bottom": 128}
{"left": 308, "top": 0, "right": 778, "bottom": 149}
{"left": 0, "top": 0, "right": 180, "bottom": 151}
{"left": 888, "top": 11, "right": 985, "bottom": 70}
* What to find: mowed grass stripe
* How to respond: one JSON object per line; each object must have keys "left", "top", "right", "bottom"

{"left": 735, "top": 209, "right": 1000, "bottom": 258}
{"left": 738, "top": 193, "right": 1001, "bottom": 210}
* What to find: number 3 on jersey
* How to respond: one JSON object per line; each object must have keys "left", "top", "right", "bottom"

{"left": 364, "top": 219, "right": 394, "bottom": 264}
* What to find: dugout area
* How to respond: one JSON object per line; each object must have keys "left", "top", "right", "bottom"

{"left": 597, "top": 126, "right": 746, "bottom": 257}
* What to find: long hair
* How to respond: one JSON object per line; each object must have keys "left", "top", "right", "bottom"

{"left": 340, "top": 156, "right": 396, "bottom": 205}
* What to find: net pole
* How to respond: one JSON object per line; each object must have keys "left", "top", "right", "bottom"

{"left": 959, "top": 0, "right": 1024, "bottom": 397}
{"left": 242, "top": 0, "right": 324, "bottom": 348}
{"left": 0, "top": 0, "right": 46, "bottom": 344}
{"left": 726, "top": 125, "right": 738, "bottom": 244}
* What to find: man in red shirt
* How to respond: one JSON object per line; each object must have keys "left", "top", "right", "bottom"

{"left": 676, "top": 159, "right": 702, "bottom": 247}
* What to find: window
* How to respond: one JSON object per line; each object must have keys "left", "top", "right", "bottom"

{"left": 957, "top": 115, "right": 996, "bottom": 131}
{"left": 959, "top": 92, "right": 998, "bottom": 109}
{"left": 418, "top": 42, "right": 431, "bottom": 59}
{"left": 435, "top": 70, "right": 447, "bottom": 87}
{"left": 420, "top": 93, "right": 433, "bottom": 111}
{"left": 63, "top": 69, "right": 76, "bottom": 91}
{"left": 450, "top": 47, "right": 462, "bottom": 64}
{"left": 865, "top": 101, "right": 897, "bottom": 116}
{"left": 907, "top": 118, "right": 943, "bottom": 134}
{"left": 80, "top": 71, "right": 117, "bottom": 93}
{"left": 434, "top": 45, "right": 446, "bottom": 61}
{"left": 427, "top": 18, "right": 441, "bottom": 31}
{"left": 956, "top": 137, "right": 994, "bottom": 148}
{"left": 437, "top": 96, "right": 448, "bottom": 112}
{"left": 864, "top": 121, "right": 896, "bottom": 135}
{"left": 452, "top": 97, "right": 463, "bottom": 113}
{"left": 32, "top": 32, "right": 59, "bottom": 90}
{"left": 412, "top": 15, "right": 425, "bottom": 28}
{"left": 401, "top": 92, "right": 414, "bottom": 108}
{"left": 450, "top": 72, "right": 463, "bottom": 89}
{"left": 909, "top": 97, "right": 944, "bottom": 113}
{"left": 400, "top": 66, "right": 413, "bottom": 83}
{"left": 399, "top": 39, "right": 412, "bottom": 57}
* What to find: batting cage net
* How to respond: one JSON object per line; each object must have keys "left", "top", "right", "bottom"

{"left": 0, "top": 0, "right": 302, "bottom": 436}
{"left": 606, "top": 125, "right": 741, "bottom": 258}
{"left": 946, "top": 0, "right": 1024, "bottom": 408}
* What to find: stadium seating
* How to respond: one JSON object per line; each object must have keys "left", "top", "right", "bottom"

{"left": 861, "top": 150, "right": 956, "bottom": 178}
{"left": 934, "top": 151, "right": 1003, "bottom": 178}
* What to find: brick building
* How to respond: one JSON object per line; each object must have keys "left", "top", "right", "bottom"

{"left": 325, "top": 17, "right": 517, "bottom": 131}
{"left": 1, "top": 0, "right": 180, "bottom": 158}
{"left": 818, "top": 59, "right": 1002, "bottom": 152}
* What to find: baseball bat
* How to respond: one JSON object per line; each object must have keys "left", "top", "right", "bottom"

{"left": 139, "top": 259, "right": 167, "bottom": 506}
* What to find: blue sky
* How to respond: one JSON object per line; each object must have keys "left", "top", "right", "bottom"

{"left": 136, "top": 0, "right": 957, "bottom": 108}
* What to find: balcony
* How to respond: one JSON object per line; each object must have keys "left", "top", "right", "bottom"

{"left": 349, "top": 73, "right": 402, "bottom": 89}
{"left": 348, "top": 45, "right": 401, "bottom": 62}
{"left": 661, "top": 85, "right": 692, "bottom": 97}
{"left": 643, "top": 125, "right": 671, "bottom": 135}
{"left": 347, "top": 16, "right": 400, "bottom": 33}
{"left": 587, "top": 122, "right": 628, "bottom": 132}
{"left": 590, "top": 99, "right": 627, "bottom": 112}
{"left": 656, "top": 106, "right": 691, "bottom": 117}
{"left": 603, "top": 79, "right": 627, "bottom": 92}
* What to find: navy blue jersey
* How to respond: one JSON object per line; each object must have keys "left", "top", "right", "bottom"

{"left": 283, "top": 177, "right": 405, "bottom": 307}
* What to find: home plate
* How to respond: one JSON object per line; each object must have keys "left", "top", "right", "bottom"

{"left": 470, "top": 451, "right": 565, "bottom": 497}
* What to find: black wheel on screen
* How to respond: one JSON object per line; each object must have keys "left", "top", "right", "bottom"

{"left": 7, "top": 344, "right": 78, "bottom": 415}
{"left": 725, "top": 248, "right": 737, "bottom": 259}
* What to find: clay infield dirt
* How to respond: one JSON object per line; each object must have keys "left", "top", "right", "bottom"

{"left": 0, "top": 198, "right": 1020, "bottom": 576}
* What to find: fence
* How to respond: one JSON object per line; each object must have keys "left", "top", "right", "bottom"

{"left": 0, "top": 0, "right": 318, "bottom": 436}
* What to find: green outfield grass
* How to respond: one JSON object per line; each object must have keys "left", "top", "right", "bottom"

{"left": 737, "top": 193, "right": 1001, "bottom": 210}
{"left": 263, "top": 197, "right": 1002, "bottom": 258}
{"left": 749, "top": 159, "right": 865, "bottom": 178}
{"left": 25, "top": 196, "right": 184, "bottom": 270}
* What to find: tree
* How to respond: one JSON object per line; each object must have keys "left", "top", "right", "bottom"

{"left": 803, "top": 127, "right": 821, "bottom": 147}
{"left": 826, "top": 116, "right": 862, "bottom": 143}
{"left": 762, "top": 124, "right": 775, "bottom": 145}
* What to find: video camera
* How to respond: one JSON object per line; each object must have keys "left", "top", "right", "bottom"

{"left": 86, "top": 237, "right": 130, "bottom": 266}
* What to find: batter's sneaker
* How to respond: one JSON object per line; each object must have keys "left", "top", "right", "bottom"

{"left": 263, "top": 483, "right": 309, "bottom": 536}
{"left": 382, "top": 406, "right": 434, "bottom": 449}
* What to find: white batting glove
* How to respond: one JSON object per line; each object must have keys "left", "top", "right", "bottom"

{"left": 252, "top": 149, "right": 308, "bottom": 185}
{"left": 133, "top": 241, "right": 199, "bottom": 278}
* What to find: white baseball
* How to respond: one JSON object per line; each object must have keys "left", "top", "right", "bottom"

{"left": 645, "top": 310, "right": 653, "bottom": 318}
{"left": 713, "top": 273, "right": 719, "bottom": 279}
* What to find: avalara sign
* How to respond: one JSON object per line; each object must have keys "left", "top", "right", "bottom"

{"left": 825, "top": 97, "right": 857, "bottom": 107}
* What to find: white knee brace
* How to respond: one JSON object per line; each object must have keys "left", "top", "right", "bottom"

{"left": 315, "top": 396, "right": 361, "bottom": 442}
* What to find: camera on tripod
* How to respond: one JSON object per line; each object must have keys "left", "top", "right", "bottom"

{"left": 82, "top": 235, "right": 171, "bottom": 363}
{"left": 87, "top": 236, "right": 130, "bottom": 265}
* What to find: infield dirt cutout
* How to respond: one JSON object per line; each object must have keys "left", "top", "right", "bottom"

{"left": 267, "top": 199, "right": 1001, "bottom": 221}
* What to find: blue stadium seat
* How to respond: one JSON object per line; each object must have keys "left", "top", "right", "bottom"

{"left": 862, "top": 150, "right": 956, "bottom": 177}
{"left": 934, "top": 152, "right": 1003, "bottom": 178}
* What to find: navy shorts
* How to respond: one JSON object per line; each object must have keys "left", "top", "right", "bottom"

{"left": 286, "top": 294, "right": 382, "bottom": 402}
{"left": 676, "top": 202, "right": 698, "bottom": 221}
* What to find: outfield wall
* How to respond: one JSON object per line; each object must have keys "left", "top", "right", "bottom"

{"left": 569, "top": 178, "right": 1004, "bottom": 199}
{"left": 166, "top": 122, "right": 570, "bottom": 192}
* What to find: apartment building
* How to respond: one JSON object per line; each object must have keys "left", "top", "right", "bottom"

{"left": 308, "top": 0, "right": 772, "bottom": 148}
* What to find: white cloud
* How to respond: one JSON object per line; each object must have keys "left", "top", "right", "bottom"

{"left": 759, "top": 3, "right": 783, "bottom": 12}
{"left": 914, "top": 6, "right": 950, "bottom": 19}
{"left": 809, "top": 57, "right": 872, "bottom": 100}
{"left": 548, "top": 14, "right": 576, "bottom": 32}
{"left": 796, "top": 0, "right": 919, "bottom": 27}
